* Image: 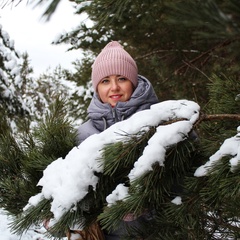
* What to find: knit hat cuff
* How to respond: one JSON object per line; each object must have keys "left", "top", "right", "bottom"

{"left": 92, "top": 59, "right": 138, "bottom": 90}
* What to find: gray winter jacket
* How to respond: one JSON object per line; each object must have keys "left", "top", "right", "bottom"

{"left": 77, "top": 75, "right": 158, "bottom": 239}
{"left": 77, "top": 75, "right": 159, "bottom": 144}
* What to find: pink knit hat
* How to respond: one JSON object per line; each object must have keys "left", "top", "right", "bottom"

{"left": 91, "top": 41, "right": 138, "bottom": 91}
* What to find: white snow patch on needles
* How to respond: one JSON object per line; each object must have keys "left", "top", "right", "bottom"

{"left": 195, "top": 126, "right": 240, "bottom": 177}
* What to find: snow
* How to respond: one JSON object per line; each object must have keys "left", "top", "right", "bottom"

{"left": 194, "top": 126, "right": 240, "bottom": 177}
{"left": 24, "top": 99, "right": 200, "bottom": 221}
{"left": 128, "top": 120, "right": 193, "bottom": 181}
{"left": 0, "top": 25, "right": 22, "bottom": 101}
{"left": 106, "top": 184, "right": 129, "bottom": 207}
{"left": 171, "top": 196, "right": 182, "bottom": 205}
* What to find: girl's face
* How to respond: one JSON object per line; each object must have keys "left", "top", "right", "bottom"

{"left": 97, "top": 75, "right": 134, "bottom": 107}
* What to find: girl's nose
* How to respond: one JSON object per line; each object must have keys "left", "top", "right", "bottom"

{"left": 110, "top": 80, "right": 120, "bottom": 91}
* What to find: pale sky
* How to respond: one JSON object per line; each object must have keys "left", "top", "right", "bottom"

{"left": 0, "top": 0, "right": 85, "bottom": 76}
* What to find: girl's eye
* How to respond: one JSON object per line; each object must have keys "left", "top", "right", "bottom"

{"left": 118, "top": 77, "right": 127, "bottom": 81}
{"left": 101, "top": 79, "right": 109, "bottom": 84}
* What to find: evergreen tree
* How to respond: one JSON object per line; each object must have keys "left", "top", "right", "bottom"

{"left": 0, "top": 97, "right": 77, "bottom": 216}
{"left": 35, "top": 63, "right": 93, "bottom": 126}
{"left": 0, "top": 25, "right": 27, "bottom": 123}
{"left": 1, "top": 0, "right": 240, "bottom": 239}
{"left": 0, "top": 24, "right": 91, "bottom": 223}
{"left": 0, "top": 26, "right": 48, "bottom": 133}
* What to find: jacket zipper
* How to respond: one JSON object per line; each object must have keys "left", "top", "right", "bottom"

{"left": 112, "top": 108, "right": 119, "bottom": 123}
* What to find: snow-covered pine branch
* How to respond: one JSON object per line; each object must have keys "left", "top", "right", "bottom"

{"left": 23, "top": 100, "right": 199, "bottom": 222}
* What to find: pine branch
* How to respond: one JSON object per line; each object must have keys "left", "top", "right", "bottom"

{"left": 135, "top": 49, "right": 200, "bottom": 60}
{"left": 205, "top": 213, "right": 240, "bottom": 234}
{"left": 102, "top": 127, "right": 155, "bottom": 176}
{"left": 146, "top": 113, "right": 240, "bottom": 128}
{"left": 99, "top": 138, "right": 197, "bottom": 234}
{"left": 0, "top": 0, "right": 22, "bottom": 9}
{"left": 1, "top": 97, "right": 77, "bottom": 233}
{"left": 10, "top": 198, "right": 52, "bottom": 235}
{"left": 195, "top": 113, "right": 240, "bottom": 126}
{"left": 8, "top": 100, "right": 239, "bottom": 238}
{"left": 174, "top": 39, "right": 234, "bottom": 75}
